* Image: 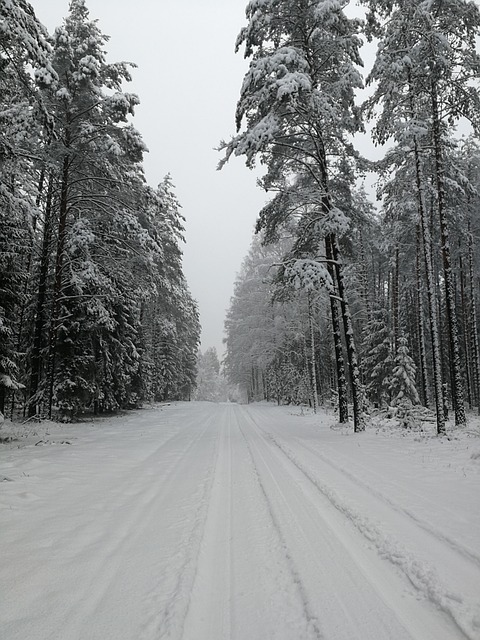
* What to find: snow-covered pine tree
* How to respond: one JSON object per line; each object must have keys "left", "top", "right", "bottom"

{"left": 455, "top": 136, "right": 480, "bottom": 413}
{"left": 224, "top": 233, "right": 332, "bottom": 407}
{"left": 362, "top": 306, "right": 394, "bottom": 408}
{"left": 362, "top": 0, "right": 480, "bottom": 432}
{"left": 390, "top": 333, "right": 420, "bottom": 407}
{"left": 224, "top": 238, "right": 281, "bottom": 402}
{"left": 194, "top": 348, "right": 227, "bottom": 402}
{"left": 1, "top": 1, "right": 200, "bottom": 418}
{"left": 0, "top": 0, "right": 56, "bottom": 413}
{"left": 140, "top": 177, "right": 200, "bottom": 403}
{"left": 28, "top": 0, "right": 151, "bottom": 417}
{"left": 220, "top": 0, "right": 365, "bottom": 430}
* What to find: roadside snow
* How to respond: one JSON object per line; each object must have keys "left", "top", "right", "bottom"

{"left": 1, "top": 402, "right": 479, "bottom": 640}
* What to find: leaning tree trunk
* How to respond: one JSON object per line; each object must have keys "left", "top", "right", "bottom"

{"left": 328, "top": 233, "right": 365, "bottom": 432}
{"left": 431, "top": 82, "right": 466, "bottom": 427}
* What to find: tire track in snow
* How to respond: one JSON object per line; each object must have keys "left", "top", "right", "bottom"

{"left": 245, "top": 408, "right": 480, "bottom": 640}
{"left": 49, "top": 409, "right": 213, "bottom": 555}
{"left": 52, "top": 407, "right": 220, "bottom": 640}
{"left": 180, "top": 405, "right": 234, "bottom": 639}
{"left": 239, "top": 408, "right": 424, "bottom": 640}
{"left": 292, "top": 434, "right": 480, "bottom": 569}
{"left": 140, "top": 405, "right": 227, "bottom": 640}
{"left": 237, "top": 413, "right": 324, "bottom": 640}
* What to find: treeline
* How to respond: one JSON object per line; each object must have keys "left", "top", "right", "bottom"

{"left": 0, "top": 0, "right": 200, "bottom": 420}
{"left": 222, "top": 0, "right": 480, "bottom": 434}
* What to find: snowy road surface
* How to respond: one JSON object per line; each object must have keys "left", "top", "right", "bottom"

{"left": 1, "top": 402, "right": 480, "bottom": 640}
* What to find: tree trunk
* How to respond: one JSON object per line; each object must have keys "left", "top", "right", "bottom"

{"left": 431, "top": 81, "right": 466, "bottom": 426}
{"left": 392, "top": 246, "right": 400, "bottom": 354}
{"left": 459, "top": 250, "right": 472, "bottom": 408}
{"left": 416, "top": 224, "right": 429, "bottom": 407}
{"left": 46, "top": 150, "right": 70, "bottom": 419}
{"left": 412, "top": 126, "right": 445, "bottom": 434}
{"left": 307, "top": 293, "right": 319, "bottom": 413}
{"left": 28, "top": 174, "right": 55, "bottom": 417}
{"left": 328, "top": 233, "right": 365, "bottom": 432}
{"left": 468, "top": 219, "right": 480, "bottom": 413}
{"left": 325, "top": 237, "right": 348, "bottom": 423}
{"left": 359, "top": 230, "right": 371, "bottom": 321}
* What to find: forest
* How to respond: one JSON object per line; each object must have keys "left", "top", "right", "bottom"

{"left": 2, "top": 0, "right": 480, "bottom": 434}
{"left": 0, "top": 0, "right": 201, "bottom": 421}
{"left": 221, "top": 0, "right": 480, "bottom": 435}
{"left": 2, "top": 3, "right": 480, "bottom": 636}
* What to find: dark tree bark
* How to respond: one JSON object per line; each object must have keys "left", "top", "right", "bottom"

{"left": 46, "top": 147, "right": 71, "bottom": 419}
{"left": 412, "top": 126, "right": 445, "bottom": 434}
{"left": 328, "top": 233, "right": 365, "bottom": 432}
{"left": 416, "top": 224, "right": 429, "bottom": 407}
{"left": 468, "top": 219, "right": 480, "bottom": 413}
{"left": 392, "top": 246, "right": 400, "bottom": 353}
{"left": 307, "top": 292, "right": 319, "bottom": 413}
{"left": 431, "top": 81, "right": 466, "bottom": 427}
{"left": 325, "top": 236, "right": 349, "bottom": 424}
{"left": 28, "top": 174, "right": 55, "bottom": 417}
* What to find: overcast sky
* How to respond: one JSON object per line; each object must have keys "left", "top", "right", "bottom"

{"left": 33, "top": 0, "right": 270, "bottom": 357}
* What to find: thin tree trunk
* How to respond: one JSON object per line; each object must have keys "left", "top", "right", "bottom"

{"left": 431, "top": 82, "right": 466, "bottom": 426}
{"left": 325, "top": 237, "right": 348, "bottom": 423}
{"left": 308, "top": 292, "right": 319, "bottom": 413}
{"left": 359, "top": 230, "right": 371, "bottom": 320}
{"left": 412, "top": 130, "right": 445, "bottom": 434}
{"left": 315, "top": 136, "right": 362, "bottom": 430}
{"left": 328, "top": 233, "right": 365, "bottom": 432}
{"left": 28, "top": 174, "right": 55, "bottom": 417}
{"left": 11, "top": 167, "right": 47, "bottom": 418}
{"left": 459, "top": 250, "right": 472, "bottom": 408}
{"left": 392, "top": 246, "right": 400, "bottom": 354}
{"left": 416, "top": 224, "right": 429, "bottom": 407}
{"left": 468, "top": 219, "right": 480, "bottom": 413}
{"left": 46, "top": 150, "right": 70, "bottom": 419}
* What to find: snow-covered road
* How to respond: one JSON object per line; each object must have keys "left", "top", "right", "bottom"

{"left": 1, "top": 402, "right": 480, "bottom": 640}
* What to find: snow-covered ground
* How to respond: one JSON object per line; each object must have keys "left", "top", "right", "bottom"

{"left": 1, "top": 402, "right": 479, "bottom": 640}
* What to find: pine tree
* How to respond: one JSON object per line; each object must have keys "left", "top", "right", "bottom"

{"left": 390, "top": 333, "right": 420, "bottom": 407}
{"left": 362, "top": 0, "right": 480, "bottom": 432}
{"left": 0, "top": 0, "right": 57, "bottom": 413}
{"left": 220, "top": 0, "right": 365, "bottom": 430}
{"left": 27, "top": 0, "right": 151, "bottom": 417}
{"left": 362, "top": 306, "right": 394, "bottom": 408}
{"left": 194, "top": 348, "right": 226, "bottom": 402}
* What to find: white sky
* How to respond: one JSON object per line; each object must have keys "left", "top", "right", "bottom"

{"left": 32, "top": 0, "right": 268, "bottom": 358}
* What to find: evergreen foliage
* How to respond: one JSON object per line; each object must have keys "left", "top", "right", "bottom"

{"left": 0, "top": 1, "right": 200, "bottom": 419}
{"left": 390, "top": 334, "right": 420, "bottom": 407}
{"left": 194, "top": 348, "right": 228, "bottom": 402}
{"left": 223, "top": 0, "right": 480, "bottom": 433}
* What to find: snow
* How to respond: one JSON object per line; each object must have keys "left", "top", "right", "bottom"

{"left": 283, "top": 258, "right": 332, "bottom": 291}
{"left": 1, "top": 402, "right": 479, "bottom": 640}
